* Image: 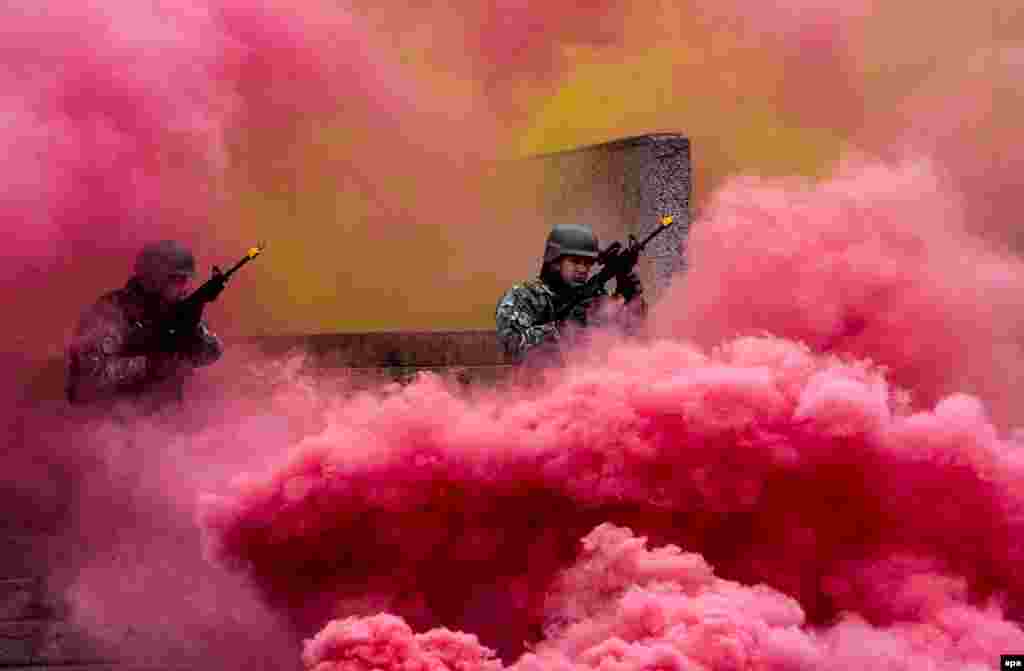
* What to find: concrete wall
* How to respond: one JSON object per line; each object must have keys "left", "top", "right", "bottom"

{"left": 1, "top": 134, "right": 691, "bottom": 670}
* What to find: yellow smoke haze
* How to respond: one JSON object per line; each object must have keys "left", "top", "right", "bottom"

{"left": 213, "top": 119, "right": 550, "bottom": 335}
{"left": 212, "top": 0, "right": 1024, "bottom": 335}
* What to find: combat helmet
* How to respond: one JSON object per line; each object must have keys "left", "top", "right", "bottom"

{"left": 134, "top": 240, "right": 196, "bottom": 281}
{"left": 542, "top": 224, "right": 600, "bottom": 264}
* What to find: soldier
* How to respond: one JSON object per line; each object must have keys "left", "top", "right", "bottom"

{"left": 65, "top": 240, "right": 223, "bottom": 409}
{"left": 495, "top": 223, "right": 645, "bottom": 363}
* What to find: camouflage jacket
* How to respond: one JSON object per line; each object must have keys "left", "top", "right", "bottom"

{"left": 496, "top": 271, "right": 649, "bottom": 361}
{"left": 65, "top": 277, "right": 223, "bottom": 405}
{"left": 496, "top": 277, "right": 634, "bottom": 361}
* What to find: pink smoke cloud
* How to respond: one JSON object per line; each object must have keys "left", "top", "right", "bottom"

{"left": 7, "top": 4, "right": 1024, "bottom": 671}
{"left": 0, "top": 0, "right": 427, "bottom": 267}
{"left": 301, "top": 523, "right": 1024, "bottom": 671}
{"left": 0, "top": 1, "right": 238, "bottom": 265}
{"left": 869, "top": 47, "right": 1024, "bottom": 247}
{"left": 302, "top": 613, "right": 501, "bottom": 671}
{"left": 470, "top": 0, "right": 627, "bottom": 98}
{"left": 712, "top": 1, "right": 1024, "bottom": 253}
{"left": 652, "top": 158, "right": 1024, "bottom": 429}
{"left": 0, "top": 0, "right": 461, "bottom": 358}
{"left": 8, "top": 346, "right": 340, "bottom": 668}
{"left": 200, "top": 332, "right": 1024, "bottom": 666}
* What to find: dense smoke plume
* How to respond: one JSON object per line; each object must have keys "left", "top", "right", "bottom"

{"left": 4, "top": 1, "right": 1024, "bottom": 670}
{"left": 652, "top": 158, "right": 1024, "bottom": 429}
{"left": 201, "top": 333, "right": 1024, "bottom": 668}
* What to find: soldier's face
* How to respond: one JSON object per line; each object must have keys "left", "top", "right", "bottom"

{"left": 558, "top": 256, "right": 594, "bottom": 287}
{"left": 160, "top": 273, "right": 193, "bottom": 302}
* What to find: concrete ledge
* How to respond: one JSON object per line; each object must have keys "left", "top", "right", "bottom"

{"left": 20, "top": 331, "right": 511, "bottom": 402}
{"left": 308, "top": 364, "right": 515, "bottom": 389}
{"left": 236, "top": 330, "right": 509, "bottom": 368}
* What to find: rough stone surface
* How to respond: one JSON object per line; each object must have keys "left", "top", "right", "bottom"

{"left": 245, "top": 330, "right": 512, "bottom": 368}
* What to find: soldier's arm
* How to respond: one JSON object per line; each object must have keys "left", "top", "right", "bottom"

{"left": 495, "top": 287, "right": 560, "bottom": 359}
{"left": 69, "top": 300, "right": 152, "bottom": 395}
{"left": 178, "top": 320, "right": 223, "bottom": 368}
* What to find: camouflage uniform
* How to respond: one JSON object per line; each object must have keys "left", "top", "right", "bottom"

{"left": 496, "top": 223, "right": 647, "bottom": 363}
{"left": 495, "top": 278, "right": 609, "bottom": 361}
{"left": 66, "top": 263, "right": 222, "bottom": 408}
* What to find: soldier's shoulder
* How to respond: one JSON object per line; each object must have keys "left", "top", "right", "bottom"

{"left": 522, "top": 278, "right": 550, "bottom": 290}
{"left": 518, "top": 278, "right": 555, "bottom": 298}
{"left": 99, "top": 287, "right": 137, "bottom": 311}
{"left": 79, "top": 287, "right": 133, "bottom": 324}
{"left": 80, "top": 288, "right": 115, "bottom": 312}
{"left": 500, "top": 279, "right": 550, "bottom": 303}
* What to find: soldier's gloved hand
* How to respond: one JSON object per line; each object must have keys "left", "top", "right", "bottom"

{"left": 151, "top": 315, "right": 204, "bottom": 353}
{"left": 615, "top": 270, "right": 643, "bottom": 302}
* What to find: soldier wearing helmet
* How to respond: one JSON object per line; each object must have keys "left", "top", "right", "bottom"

{"left": 65, "top": 240, "right": 223, "bottom": 408}
{"left": 495, "top": 223, "right": 644, "bottom": 362}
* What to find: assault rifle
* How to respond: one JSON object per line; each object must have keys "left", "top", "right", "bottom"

{"left": 158, "top": 242, "right": 266, "bottom": 345}
{"left": 551, "top": 216, "right": 676, "bottom": 322}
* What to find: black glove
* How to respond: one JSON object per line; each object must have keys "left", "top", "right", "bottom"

{"left": 123, "top": 317, "right": 199, "bottom": 356}
{"left": 156, "top": 317, "right": 202, "bottom": 352}
{"left": 615, "top": 270, "right": 643, "bottom": 302}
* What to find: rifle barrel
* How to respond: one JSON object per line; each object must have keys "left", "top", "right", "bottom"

{"left": 637, "top": 216, "right": 675, "bottom": 249}
{"left": 223, "top": 256, "right": 251, "bottom": 279}
{"left": 222, "top": 243, "right": 266, "bottom": 280}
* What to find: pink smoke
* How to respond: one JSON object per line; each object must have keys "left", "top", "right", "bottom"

{"left": 0, "top": 1, "right": 237, "bottom": 265}
{"left": 302, "top": 541, "right": 1024, "bottom": 671}
{"left": 712, "top": 1, "right": 1024, "bottom": 254}
{"left": 302, "top": 614, "right": 502, "bottom": 671}
{"left": 0, "top": 0, "right": 452, "bottom": 361}
{"left": 0, "top": 0, "right": 429, "bottom": 265}
{"left": 870, "top": 48, "right": 1024, "bottom": 247}
{"left": 525, "top": 525, "right": 1024, "bottom": 671}
{"left": 467, "top": 0, "right": 628, "bottom": 113}
{"left": 652, "top": 158, "right": 1024, "bottom": 429}
{"left": 200, "top": 330, "right": 1024, "bottom": 667}
{"left": 6, "top": 3, "right": 1024, "bottom": 671}
{"left": 8, "top": 346, "right": 341, "bottom": 669}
